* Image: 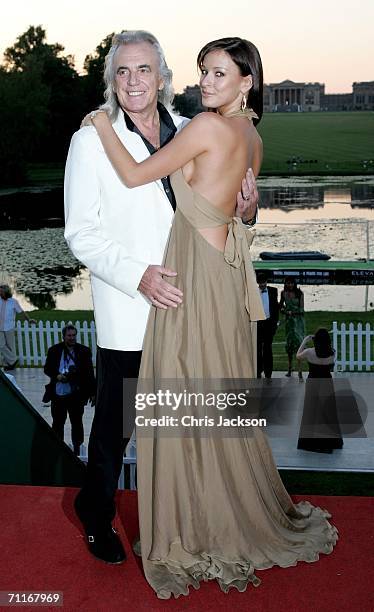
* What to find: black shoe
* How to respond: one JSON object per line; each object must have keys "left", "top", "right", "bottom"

{"left": 85, "top": 526, "right": 126, "bottom": 564}
{"left": 74, "top": 494, "right": 126, "bottom": 564}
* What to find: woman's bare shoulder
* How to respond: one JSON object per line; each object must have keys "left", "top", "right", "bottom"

{"left": 190, "top": 112, "right": 227, "bottom": 129}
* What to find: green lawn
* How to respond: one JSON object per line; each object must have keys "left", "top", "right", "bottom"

{"left": 27, "top": 162, "right": 64, "bottom": 186}
{"left": 21, "top": 310, "right": 93, "bottom": 323}
{"left": 257, "top": 111, "right": 374, "bottom": 174}
{"left": 26, "top": 112, "right": 374, "bottom": 181}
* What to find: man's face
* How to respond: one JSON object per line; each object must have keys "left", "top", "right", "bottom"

{"left": 258, "top": 281, "right": 267, "bottom": 292}
{"left": 64, "top": 329, "right": 77, "bottom": 347}
{"left": 113, "top": 42, "right": 164, "bottom": 114}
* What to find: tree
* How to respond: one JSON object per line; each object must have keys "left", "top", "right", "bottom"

{"left": 173, "top": 86, "right": 203, "bottom": 118}
{"left": 0, "top": 64, "right": 49, "bottom": 184}
{"left": 2, "top": 26, "right": 84, "bottom": 163}
{"left": 83, "top": 33, "right": 114, "bottom": 109}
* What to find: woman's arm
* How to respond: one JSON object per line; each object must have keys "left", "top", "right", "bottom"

{"left": 91, "top": 111, "right": 217, "bottom": 188}
{"left": 296, "top": 335, "right": 313, "bottom": 359}
{"left": 251, "top": 136, "right": 263, "bottom": 178}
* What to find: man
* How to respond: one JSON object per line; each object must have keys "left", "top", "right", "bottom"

{"left": 44, "top": 324, "right": 96, "bottom": 455}
{"left": 64, "top": 30, "right": 258, "bottom": 564}
{"left": 0, "top": 284, "right": 36, "bottom": 371}
{"left": 256, "top": 272, "right": 279, "bottom": 379}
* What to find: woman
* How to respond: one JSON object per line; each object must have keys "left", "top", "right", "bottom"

{"left": 85, "top": 38, "right": 337, "bottom": 599}
{"left": 296, "top": 328, "right": 343, "bottom": 453}
{"left": 279, "top": 277, "right": 305, "bottom": 379}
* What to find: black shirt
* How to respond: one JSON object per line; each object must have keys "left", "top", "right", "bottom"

{"left": 122, "top": 102, "right": 177, "bottom": 211}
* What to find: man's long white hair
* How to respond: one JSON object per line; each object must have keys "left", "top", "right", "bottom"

{"left": 100, "top": 30, "right": 174, "bottom": 120}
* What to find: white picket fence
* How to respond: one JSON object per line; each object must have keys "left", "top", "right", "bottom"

{"left": 15, "top": 320, "right": 97, "bottom": 366}
{"left": 13, "top": 320, "right": 374, "bottom": 371}
{"left": 332, "top": 322, "right": 373, "bottom": 372}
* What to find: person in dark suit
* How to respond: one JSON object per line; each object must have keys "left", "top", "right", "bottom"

{"left": 44, "top": 324, "right": 96, "bottom": 455}
{"left": 256, "top": 272, "right": 279, "bottom": 379}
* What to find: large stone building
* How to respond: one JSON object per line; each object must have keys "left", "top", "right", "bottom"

{"left": 353, "top": 81, "right": 374, "bottom": 110}
{"left": 263, "top": 80, "right": 325, "bottom": 112}
{"left": 264, "top": 80, "right": 374, "bottom": 112}
{"left": 320, "top": 93, "right": 353, "bottom": 112}
{"left": 175, "top": 81, "right": 373, "bottom": 116}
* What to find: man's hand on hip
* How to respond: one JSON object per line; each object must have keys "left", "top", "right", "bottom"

{"left": 235, "top": 168, "right": 259, "bottom": 222}
{"left": 138, "top": 265, "right": 183, "bottom": 309}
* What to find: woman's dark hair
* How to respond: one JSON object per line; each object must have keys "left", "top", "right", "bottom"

{"left": 283, "top": 276, "right": 303, "bottom": 302}
{"left": 197, "top": 37, "right": 263, "bottom": 125}
{"left": 313, "top": 327, "right": 335, "bottom": 358}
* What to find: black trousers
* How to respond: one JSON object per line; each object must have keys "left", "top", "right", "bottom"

{"left": 77, "top": 347, "right": 142, "bottom": 532}
{"left": 257, "top": 318, "right": 276, "bottom": 378}
{"left": 51, "top": 394, "right": 85, "bottom": 450}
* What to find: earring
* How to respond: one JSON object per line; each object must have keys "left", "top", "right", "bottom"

{"left": 241, "top": 95, "right": 247, "bottom": 112}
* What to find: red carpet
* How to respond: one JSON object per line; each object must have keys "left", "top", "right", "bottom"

{"left": 1, "top": 486, "right": 373, "bottom": 611}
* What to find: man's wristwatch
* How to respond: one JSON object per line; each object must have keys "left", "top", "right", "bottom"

{"left": 242, "top": 206, "right": 258, "bottom": 227}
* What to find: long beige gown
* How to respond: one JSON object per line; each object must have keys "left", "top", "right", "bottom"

{"left": 136, "top": 167, "right": 338, "bottom": 599}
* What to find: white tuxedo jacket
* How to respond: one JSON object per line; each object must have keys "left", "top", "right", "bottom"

{"left": 64, "top": 110, "right": 187, "bottom": 351}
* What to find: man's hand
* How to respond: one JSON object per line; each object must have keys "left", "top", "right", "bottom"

{"left": 138, "top": 265, "right": 183, "bottom": 309}
{"left": 235, "top": 168, "right": 259, "bottom": 222}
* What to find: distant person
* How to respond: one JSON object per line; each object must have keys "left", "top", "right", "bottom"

{"left": 279, "top": 277, "right": 305, "bottom": 379}
{"left": 0, "top": 284, "right": 36, "bottom": 371}
{"left": 44, "top": 324, "right": 96, "bottom": 455}
{"left": 256, "top": 272, "right": 279, "bottom": 378}
{"left": 296, "top": 328, "right": 343, "bottom": 453}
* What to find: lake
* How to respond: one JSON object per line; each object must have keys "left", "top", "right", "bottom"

{"left": 1, "top": 175, "right": 373, "bottom": 313}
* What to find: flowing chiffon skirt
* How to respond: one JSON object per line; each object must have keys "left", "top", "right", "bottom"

{"left": 136, "top": 170, "right": 338, "bottom": 599}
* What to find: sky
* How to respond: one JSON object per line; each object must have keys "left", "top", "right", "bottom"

{"left": 1, "top": 0, "right": 373, "bottom": 93}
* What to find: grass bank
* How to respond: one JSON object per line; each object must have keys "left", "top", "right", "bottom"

{"left": 258, "top": 111, "right": 374, "bottom": 175}
{"left": 26, "top": 112, "right": 374, "bottom": 181}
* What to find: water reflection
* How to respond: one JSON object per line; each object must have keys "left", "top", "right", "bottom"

{"left": 323, "top": 189, "right": 351, "bottom": 204}
{"left": 1, "top": 176, "right": 373, "bottom": 312}
{"left": 1, "top": 227, "right": 82, "bottom": 309}
{"left": 258, "top": 178, "right": 374, "bottom": 220}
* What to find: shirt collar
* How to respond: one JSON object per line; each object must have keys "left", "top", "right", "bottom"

{"left": 121, "top": 102, "right": 176, "bottom": 145}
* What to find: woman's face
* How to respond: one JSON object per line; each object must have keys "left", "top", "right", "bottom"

{"left": 284, "top": 280, "right": 295, "bottom": 292}
{"left": 199, "top": 49, "right": 252, "bottom": 113}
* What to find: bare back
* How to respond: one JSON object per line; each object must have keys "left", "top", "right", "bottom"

{"left": 182, "top": 113, "right": 262, "bottom": 251}
{"left": 304, "top": 348, "right": 335, "bottom": 367}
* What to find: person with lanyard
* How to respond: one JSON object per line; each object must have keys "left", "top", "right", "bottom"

{"left": 44, "top": 324, "right": 96, "bottom": 455}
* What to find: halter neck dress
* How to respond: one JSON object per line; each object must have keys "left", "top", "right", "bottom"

{"left": 136, "top": 114, "right": 338, "bottom": 599}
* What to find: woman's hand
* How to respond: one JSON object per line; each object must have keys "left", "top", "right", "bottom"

{"left": 236, "top": 169, "right": 259, "bottom": 222}
{"left": 80, "top": 109, "right": 107, "bottom": 129}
